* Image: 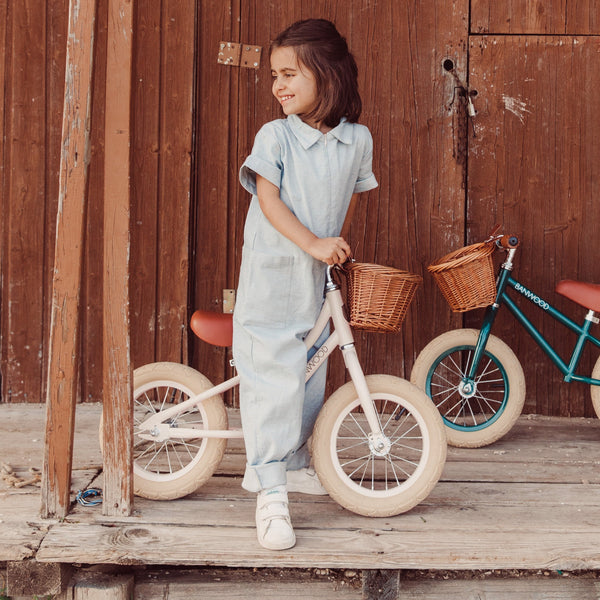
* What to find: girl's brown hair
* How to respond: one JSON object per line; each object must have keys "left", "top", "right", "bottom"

{"left": 271, "top": 19, "right": 362, "bottom": 128}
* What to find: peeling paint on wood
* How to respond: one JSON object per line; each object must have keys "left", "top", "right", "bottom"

{"left": 102, "top": 0, "right": 134, "bottom": 518}
{"left": 41, "top": 0, "right": 97, "bottom": 520}
{"left": 502, "top": 95, "right": 532, "bottom": 124}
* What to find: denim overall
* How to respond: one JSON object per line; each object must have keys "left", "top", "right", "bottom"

{"left": 233, "top": 114, "right": 377, "bottom": 492}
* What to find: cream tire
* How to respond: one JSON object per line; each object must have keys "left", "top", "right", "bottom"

{"left": 591, "top": 355, "right": 600, "bottom": 419}
{"left": 312, "top": 375, "right": 446, "bottom": 517}
{"left": 411, "top": 329, "right": 526, "bottom": 448}
{"left": 99, "top": 362, "right": 228, "bottom": 500}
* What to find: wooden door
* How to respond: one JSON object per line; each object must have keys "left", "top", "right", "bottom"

{"left": 191, "top": 1, "right": 469, "bottom": 402}
{"left": 467, "top": 2, "right": 600, "bottom": 416}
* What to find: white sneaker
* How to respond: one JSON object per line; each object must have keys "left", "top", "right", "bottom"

{"left": 286, "top": 467, "right": 328, "bottom": 495}
{"left": 256, "top": 485, "right": 296, "bottom": 550}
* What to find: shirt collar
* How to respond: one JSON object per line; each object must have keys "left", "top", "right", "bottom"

{"left": 288, "top": 114, "right": 353, "bottom": 149}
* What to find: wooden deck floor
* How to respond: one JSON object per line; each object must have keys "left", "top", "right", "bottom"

{"left": 1, "top": 403, "right": 599, "bottom": 579}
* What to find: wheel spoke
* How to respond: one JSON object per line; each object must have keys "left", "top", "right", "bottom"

{"left": 427, "top": 344, "right": 511, "bottom": 429}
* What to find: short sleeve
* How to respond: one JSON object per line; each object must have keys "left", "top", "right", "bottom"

{"left": 353, "top": 127, "right": 378, "bottom": 193}
{"left": 239, "top": 123, "right": 283, "bottom": 195}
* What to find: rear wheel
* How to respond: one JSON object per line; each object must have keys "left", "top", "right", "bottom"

{"left": 410, "top": 329, "right": 526, "bottom": 448}
{"left": 312, "top": 375, "right": 446, "bottom": 517}
{"left": 99, "top": 362, "right": 228, "bottom": 500}
{"left": 591, "top": 355, "right": 600, "bottom": 419}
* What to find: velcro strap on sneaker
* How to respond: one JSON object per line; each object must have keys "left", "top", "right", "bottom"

{"left": 258, "top": 502, "right": 290, "bottom": 520}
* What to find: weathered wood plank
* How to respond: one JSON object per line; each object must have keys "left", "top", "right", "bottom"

{"left": 154, "top": 0, "right": 195, "bottom": 365}
{"left": 134, "top": 569, "right": 361, "bottom": 599}
{"left": 6, "top": 561, "right": 72, "bottom": 598}
{"left": 2, "top": 403, "right": 599, "bottom": 482}
{"left": 43, "top": 1, "right": 69, "bottom": 413}
{"left": 471, "top": 0, "right": 600, "bottom": 35}
{"left": 362, "top": 568, "right": 400, "bottom": 600}
{"left": 0, "top": 464, "right": 98, "bottom": 567}
{"left": 2, "top": 406, "right": 600, "bottom": 573}
{"left": 0, "top": 0, "right": 7, "bottom": 406}
{"left": 0, "top": 403, "right": 102, "bottom": 471}
{"left": 129, "top": 0, "right": 161, "bottom": 369}
{"left": 191, "top": 0, "right": 234, "bottom": 389}
{"left": 72, "top": 572, "right": 134, "bottom": 600}
{"left": 1, "top": 2, "right": 48, "bottom": 403}
{"left": 401, "top": 577, "right": 600, "bottom": 600}
{"left": 42, "top": 0, "right": 97, "bottom": 520}
{"left": 0, "top": 520, "right": 43, "bottom": 561}
{"left": 0, "top": 490, "right": 51, "bottom": 561}
{"left": 35, "top": 520, "right": 600, "bottom": 570}
{"left": 79, "top": 0, "right": 106, "bottom": 406}
{"left": 466, "top": 35, "right": 600, "bottom": 418}
{"left": 65, "top": 479, "right": 600, "bottom": 546}
{"left": 102, "top": 0, "right": 134, "bottom": 517}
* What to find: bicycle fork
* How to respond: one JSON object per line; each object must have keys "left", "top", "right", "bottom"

{"left": 462, "top": 251, "right": 516, "bottom": 392}
{"left": 325, "top": 275, "right": 387, "bottom": 452}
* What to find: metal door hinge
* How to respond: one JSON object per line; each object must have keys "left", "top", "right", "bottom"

{"left": 223, "top": 289, "right": 236, "bottom": 313}
{"left": 218, "top": 42, "right": 262, "bottom": 69}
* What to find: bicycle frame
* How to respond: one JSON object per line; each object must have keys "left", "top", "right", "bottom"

{"left": 467, "top": 247, "right": 600, "bottom": 386}
{"left": 137, "top": 266, "right": 385, "bottom": 442}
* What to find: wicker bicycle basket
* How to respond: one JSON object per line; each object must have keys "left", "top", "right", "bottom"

{"left": 427, "top": 241, "right": 496, "bottom": 312}
{"left": 343, "top": 262, "right": 422, "bottom": 333}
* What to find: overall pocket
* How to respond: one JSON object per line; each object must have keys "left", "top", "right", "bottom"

{"left": 235, "top": 248, "right": 294, "bottom": 329}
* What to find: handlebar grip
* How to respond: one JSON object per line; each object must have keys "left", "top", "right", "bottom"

{"left": 499, "top": 234, "right": 519, "bottom": 249}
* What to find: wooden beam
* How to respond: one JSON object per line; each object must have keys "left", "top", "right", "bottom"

{"left": 73, "top": 572, "right": 135, "bottom": 600}
{"left": 6, "top": 561, "right": 73, "bottom": 597}
{"left": 102, "top": 0, "right": 134, "bottom": 516}
{"left": 362, "top": 570, "right": 401, "bottom": 600}
{"left": 41, "top": 0, "right": 96, "bottom": 519}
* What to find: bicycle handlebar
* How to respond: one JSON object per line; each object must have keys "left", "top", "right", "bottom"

{"left": 498, "top": 234, "right": 520, "bottom": 249}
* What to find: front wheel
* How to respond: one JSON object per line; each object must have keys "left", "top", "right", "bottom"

{"left": 312, "top": 375, "right": 447, "bottom": 517}
{"left": 99, "top": 362, "right": 228, "bottom": 500}
{"left": 410, "top": 328, "right": 526, "bottom": 448}
{"left": 590, "top": 355, "right": 600, "bottom": 419}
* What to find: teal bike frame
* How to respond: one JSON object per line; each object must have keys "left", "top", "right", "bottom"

{"left": 467, "top": 247, "right": 600, "bottom": 387}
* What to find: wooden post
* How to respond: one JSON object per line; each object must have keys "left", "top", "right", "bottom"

{"left": 7, "top": 561, "right": 73, "bottom": 598}
{"left": 73, "top": 573, "right": 134, "bottom": 600}
{"left": 41, "top": 0, "right": 96, "bottom": 519}
{"left": 102, "top": 0, "right": 134, "bottom": 516}
{"left": 362, "top": 570, "right": 401, "bottom": 600}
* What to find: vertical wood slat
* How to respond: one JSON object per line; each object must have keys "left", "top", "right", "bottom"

{"left": 155, "top": 0, "right": 195, "bottom": 366}
{"left": 0, "top": 0, "right": 8, "bottom": 398}
{"left": 79, "top": 0, "right": 107, "bottom": 406}
{"left": 129, "top": 0, "right": 161, "bottom": 369}
{"left": 43, "top": 2, "right": 69, "bottom": 408}
{"left": 0, "top": 0, "right": 6, "bottom": 177}
{"left": 41, "top": 0, "right": 96, "bottom": 519}
{"left": 102, "top": 0, "right": 134, "bottom": 517}
{"left": 1, "top": 2, "right": 47, "bottom": 402}
{"left": 191, "top": 0, "right": 234, "bottom": 387}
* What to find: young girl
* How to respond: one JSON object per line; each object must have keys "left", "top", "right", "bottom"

{"left": 233, "top": 18, "right": 378, "bottom": 550}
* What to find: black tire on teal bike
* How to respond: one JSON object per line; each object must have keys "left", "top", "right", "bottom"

{"left": 410, "top": 329, "right": 526, "bottom": 448}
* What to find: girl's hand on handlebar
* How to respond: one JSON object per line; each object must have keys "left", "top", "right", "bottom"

{"left": 308, "top": 236, "right": 352, "bottom": 265}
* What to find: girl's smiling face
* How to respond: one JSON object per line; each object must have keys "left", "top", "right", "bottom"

{"left": 271, "top": 46, "right": 319, "bottom": 126}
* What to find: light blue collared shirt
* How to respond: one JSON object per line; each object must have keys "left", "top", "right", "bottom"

{"left": 240, "top": 114, "right": 378, "bottom": 244}
{"left": 234, "top": 114, "right": 378, "bottom": 333}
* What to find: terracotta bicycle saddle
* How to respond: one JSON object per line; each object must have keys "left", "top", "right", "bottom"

{"left": 190, "top": 310, "right": 233, "bottom": 347}
{"left": 555, "top": 280, "right": 600, "bottom": 312}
